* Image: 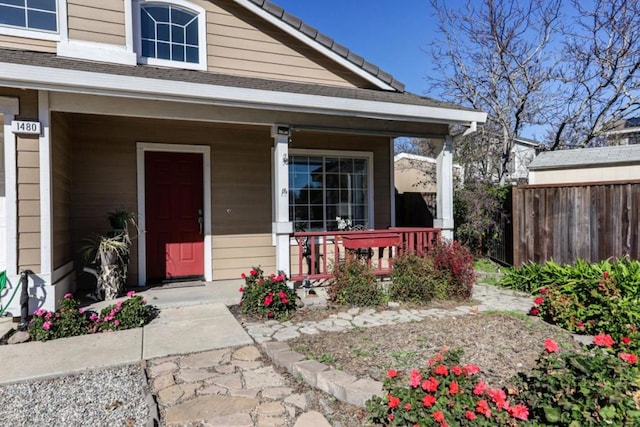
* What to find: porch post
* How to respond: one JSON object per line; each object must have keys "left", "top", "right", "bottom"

{"left": 434, "top": 135, "right": 454, "bottom": 240}
{"left": 271, "top": 125, "right": 292, "bottom": 276}
{"left": 0, "top": 97, "right": 19, "bottom": 278}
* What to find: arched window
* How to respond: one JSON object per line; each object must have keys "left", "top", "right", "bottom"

{"left": 134, "top": 0, "right": 206, "bottom": 70}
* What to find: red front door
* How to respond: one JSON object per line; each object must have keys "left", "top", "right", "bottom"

{"left": 145, "top": 151, "right": 204, "bottom": 282}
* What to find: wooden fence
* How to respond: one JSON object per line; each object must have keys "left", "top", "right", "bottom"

{"left": 512, "top": 180, "right": 640, "bottom": 266}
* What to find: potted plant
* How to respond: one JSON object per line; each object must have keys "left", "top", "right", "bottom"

{"left": 107, "top": 208, "right": 137, "bottom": 233}
{"left": 81, "top": 233, "right": 131, "bottom": 300}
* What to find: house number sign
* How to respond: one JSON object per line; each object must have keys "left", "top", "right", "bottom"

{"left": 11, "top": 120, "right": 41, "bottom": 135}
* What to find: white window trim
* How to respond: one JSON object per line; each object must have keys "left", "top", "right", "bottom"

{"left": 136, "top": 142, "right": 212, "bottom": 286}
{"left": 132, "top": 0, "right": 207, "bottom": 71}
{"left": 288, "top": 148, "right": 375, "bottom": 231}
{"left": 0, "top": 0, "right": 65, "bottom": 41}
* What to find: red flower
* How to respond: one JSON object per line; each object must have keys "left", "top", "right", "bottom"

{"left": 387, "top": 368, "right": 398, "bottom": 379}
{"left": 451, "top": 365, "right": 463, "bottom": 376}
{"left": 622, "top": 336, "right": 632, "bottom": 345}
{"left": 603, "top": 272, "right": 610, "bottom": 279}
{"left": 250, "top": 269, "right": 258, "bottom": 276}
{"left": 465, "top": 410, "right": 476, "bottom": 420}
{"left": 421, "top": 377, "right": 439, "bottom": 392}
{"left": 239, "top": 287, "right": 244, "bottom": 293}
{"left": 432, "top": 410, "right": 445, "bottom": 422}
{"left": 241, "top": 273, "right": 246, "bottom": 279}
{"left": 409, "top": 369, "right": 422, "bottom": 388}
{"left": 464, "top": 364, "right": 481, "bottom": 375}
{"left": 529, "top": 307, "right": 539, "bottom": 316}
{"left": 237, "top": 301, "right": 243, "bottom": 307}
{"left": 448, "top": 381, "right": 460, "bottom": 395}
{"left": 534, "top": 297, "right": 544, "bottom": 305}
{"left": 508, "top": 404, "right": 530, "bottom": 420}
{"left": 539, "top": 288, "right": 548, "bottom": 294}
{"left": 274, "top": 274, "right": 285, "bottom": 282}
{"left": 387, "top": 414, "right": 394, "bottom": 421}
{"left": 404, "top": 403, "right": 412, "bottom": 411}
{"left": 489, "top": 388, "right": 508, "bottom": 409}
{"left": 422, "top": 394, "right": 436, "bottom": 408}
{"left": 388, "top": 394, "right": 400, "bottom": 409}
{"left": 620, "top": 353, "right": 638, "bottom": 364}
{"left": 594, "top": 333, "right": 615, "bottom": 347}
{"left": 544, "top": 338, "right": 559, "bottom": 353}
{"left": 264, "top": 296, "right": 273, "bottom": 306}
{"left": 576, "top": 321, "right": 584, "bottom": 328}
{"left": 434, "top": 365, "right": 449, "bottom": 376}
{"left": 267, "top": 311, "right": 274, "bottom": 318}
{"left": 476, "top": 399, "right": 491, "bottom": 418}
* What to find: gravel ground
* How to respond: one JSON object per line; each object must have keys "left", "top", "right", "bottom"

{"left": 0, "top": 364, "right": 150, "bottom": 427}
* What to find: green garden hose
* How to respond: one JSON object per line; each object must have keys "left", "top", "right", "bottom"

{"left": 0, "top": 271, "right": 20, "bottom": 316}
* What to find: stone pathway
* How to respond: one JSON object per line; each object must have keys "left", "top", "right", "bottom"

{"left": 146, "top": 284, "right": 535, "bottom": 426}
{"left": 243, "top": 284, "right": 534, "bottom": 344}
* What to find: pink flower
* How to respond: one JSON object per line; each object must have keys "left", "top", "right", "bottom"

{"left": 432, "top": 410, "right": 445, "bottom": 423}
{"left": 620, "top": 353, "right": 638, "bottom": 364}
{"left": 448, "top": 381, "right": 460, "bottom": 395}
{"left": 45, "top": 312, "right": 53, "bottom": 319}
{"left": 116, "top": 301, "right": 123, "bottom": 308}
{"left": 43, "top": 321, "right": 52, "bottom": 330}
{"left": 79, "top": 308, "right": 85, "bottom": 314}
{"left": 539, "top": 288, "right": 548, "bottom": 294}
{"left": 34, "top": 309, "right": 46, "bottom": 316}
{"left": 241, "top": 273, "right": 246, "bottom": 279}
{"left": 64, "top": 293, "right": 73, "bottom": 299}
{"left": 90, "top": 313, "right": 99, "bottom": 321}
{"left": 127, "top": 291, "right": 135, "bottom": 297}
{"left": 434, "top": 365, "right": 448, "bottom": 376}
{"left": 421, "top": 377, "right": 439, "bottom": 392}
{"left": 544, "top": 338, "right": 559, "bottom": 353}
{"left": 473, "top": 381, "right": 488, "bottom": 396}
{"left": 404, "top": 403, "right": 412, "bottom": 411}
{"left": 508, "top": 404, "right": 529, "bottom": 420}
{"left": 114, "top": 320, "right": 120, "bottom": 327}
{"left": 451, "top": 365, "right": 463, "bottom": 376}
{"left": 250, "top": 269, "right": 258, "bottom": 276}
{"left": 387, "top": 368, "right": 398, "bottom": 379}
{"left": 465, "top": 410, "right": 476, "bottom": 420}
{"left": 237, "top": 301, "right": 243, "bottom": 307}
{"left": 534, "top": 297, "right": 544, "bottom": 305}
{"left": 594, "top": 333, "right": 615, "bottom": 347}
{"left": 239, "top": 287, "right": 245, "bottom": 293}
{"left": 464, "top": 364, "right": 481, "bottom": 375}
{"left": 409, "top": 369, "right": 422, "bottom": 388}
{"left": 264, "top": 296, "right": 273, "bottom": 306}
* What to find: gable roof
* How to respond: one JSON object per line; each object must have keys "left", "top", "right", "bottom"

{"left": 528, "top": 145, "right": 640, "bottom": 170}
{"left": 236, "top": 0, "right": 404, "bottom": 92}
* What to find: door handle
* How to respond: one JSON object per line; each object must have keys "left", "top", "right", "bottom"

{"left": 197, "top": 209, "right": 203, "bottom": 235}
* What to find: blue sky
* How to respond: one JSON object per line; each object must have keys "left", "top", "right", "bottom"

{"left": 273, "top": 0, "right": 443, "bottom": 96}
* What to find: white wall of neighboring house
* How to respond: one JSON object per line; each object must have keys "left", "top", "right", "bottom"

{"left": 529, "top": 164, "right": 640, "bottom": 185}
{"left": 510, "top": 142, "right": 537, "bottom": 182}
{"left": 394, "top": 153, "right": 462, "bottom": 193}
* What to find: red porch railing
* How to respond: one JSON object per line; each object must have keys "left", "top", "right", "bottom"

{"left": 290, "top": 227, "right": 441, "bottom": 282}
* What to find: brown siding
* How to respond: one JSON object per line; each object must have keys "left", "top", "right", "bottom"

{"left": 212, "top": 234, "right": 275, "bottom": 279}
{"left": 67, "top": 0, "right": 126, "bottom": 46}
{"left": 512, "top": 182, "right": 640, "bottom": 266}
{"left": 202, "top": 0, "right": 372, "bottom": 88}
{"left": 51, "top": 113, "right": 73, "bottom": 269}
{"left": 17, "top": 134, "right": 40, "bottom": 271}
{"left": 0, "top": 35, "right": 56, "bottom": 53}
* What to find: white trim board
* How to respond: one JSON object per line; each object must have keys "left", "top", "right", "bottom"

{"left": 136, "top": 142, "right": 212, "bottom": 285}
{"left": 0, "top": 97, "right": 19, "bottom": 277}
{"left": 39, "top": 90, "right": 53, "bottom": 278}
{"left": 0, "top": 62, "right": 487, "bottom": 126}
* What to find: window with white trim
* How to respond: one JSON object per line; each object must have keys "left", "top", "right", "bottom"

{"left": 289, "top": 153, "right": 370, "bottom": 232}
{"left": 134, "top": 0, "right": 207, "bottom": 70}
{"left": 0, "top": 0, "right": 57, "bottom": 32}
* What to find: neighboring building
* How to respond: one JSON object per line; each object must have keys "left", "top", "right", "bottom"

{"left": 0, "top": 0, "right": 486, "bottom": 313}
{"left": 604, "top": 117, "right": 640, "bottom": 146}
{"left": 394, "top": 152, "right": 463, "bottom": 227}
{"left": 528, "top": 145, "right": 640, "bottom": 185}
{"left": 508, "top": 137, "right": 539, "bottom": 183}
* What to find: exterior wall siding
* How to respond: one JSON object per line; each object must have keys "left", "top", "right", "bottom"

{"left": 529, "top": 165, "right": 640, "bottom": 185}
{"left": 0, "top": 35, "right": 56, "bottom": 53}
{"left": 51, "top": 113, "right": 73, "bottom": 269}
{"left": 67, "top": 0, "right": 126, "bottom": 46}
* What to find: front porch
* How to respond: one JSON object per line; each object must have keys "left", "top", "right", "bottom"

{"left": 289, "top": 227, "right": 441, "bottom": 282}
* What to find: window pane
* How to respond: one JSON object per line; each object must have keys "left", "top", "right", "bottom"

{"left": 354, "top": 158, "right": 367, "bottom": 174}
{"left": 27, "top": 9, "right": 55, "bottom": 30}
{"left": 325, "top": 158, "right": 339, "bottom": 173}
{"left": 157, "top": 23, "right": 170, "bottom": 41}
{"left": 171, "top": 7, "right": 193, "bottom": 26}
{"left": 144, "top": 5, "right": 168, "bottom": 21}
{"left": 27, "top": 0, "right": 55, "bottom": 11}
{"left": 0, "top": 0, "right": 26, "bottom": 7}
{"left": 171, "top": 43, "right": 184, "bottom": 61}
{"left": 310, "top": 206, "right": 323, "bottom": 220}
{"left": 185, "top": 46, "right": 198, "bottom": 63}
{"left": 141, "top": 39, "right": 155, "bottom": 58}
{"left": 185, "top": 21, "right": 198, "bottom": 45}
{"left": 156, "top": 41, "right": 170, "bottom": 60}
{"left": 171, "top": 24, "right": 184, "bottom": 43}
{"left": 325, "top": 174, "right": 339, "bottom": 189}
{"left": 0, "top": 5, "right": 25, "bottom": 27}
{"left": 140, "top": 12, "right": 155, "bottom": 38}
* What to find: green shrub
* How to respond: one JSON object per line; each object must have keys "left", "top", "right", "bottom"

{"left": 390, "top": 252, "right": 447, "bottom": 303}
{"left": 367, "top": 349, "right": 530, "bottom": 426}
{"left": 514, "top": 336, "right": 640, "bottom": 426}
{"left": 239, "top": 266, "right": 297, "bottom": 319}
{"left": 329, "top": 260, "right": 383, "bottom": 306}
{"left": 98, "top": 293, "right": 153, "bottom": 331}
{"left": 29, "top": 292, "right": 153, "bottom": 341}
{"left": 428, "top": 240, "right": 475, "bottom": 299}
{"left": 30, "top": 293, "right": 90, "bottom": 341}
